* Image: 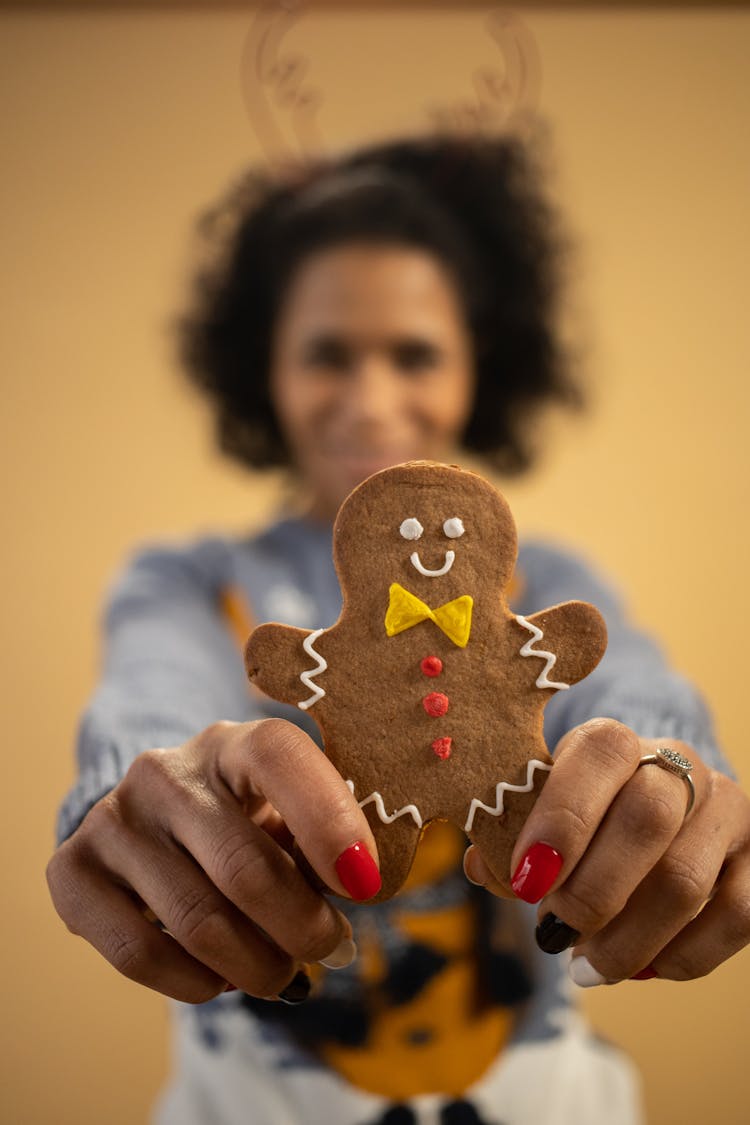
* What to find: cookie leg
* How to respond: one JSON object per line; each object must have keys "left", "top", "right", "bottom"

{"left": 466, "top": 781, "right": 545, "bottom": 899}
{"left": 362, "top": 810, "right": 423, "bottom": 902}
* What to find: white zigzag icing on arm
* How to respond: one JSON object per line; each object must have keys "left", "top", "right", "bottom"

{"left": 515, "top": 614, "right": 571, "bottom": 691}
{"left": 464, "top": 758, "right": 553, "bottom": 832}
{"left": 298, "top": 627, "right": 328, "bottom": 710}
{"left": 346, "top": 780, "right": 423, "bottom": 828}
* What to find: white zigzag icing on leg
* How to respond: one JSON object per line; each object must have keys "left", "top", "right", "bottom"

{"left": 464, "top": 758, "right": 553, "bottom": 832}
{"left": 346, "top": 780, "right": 423, "bottom": 828}
{"left": 298, "top": 628, "right": 328, "bottom": 710}
{"left": 515, "top": 614, "right": 571, "bottom": 690}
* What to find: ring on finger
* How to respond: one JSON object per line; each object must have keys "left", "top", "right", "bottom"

{"left": 637, "top": 746, "right": 695, "bottom": 818}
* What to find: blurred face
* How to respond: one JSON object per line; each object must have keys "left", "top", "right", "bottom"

{"left": 269, "top": 243, "right": 476, "bottom": 520}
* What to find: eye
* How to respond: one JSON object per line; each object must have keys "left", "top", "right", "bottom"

{"left": 302, "top": 335, "right": 352, "bottom": 372}
{"left": 443, "top": 517, "right": 464, "bottom": 539}
{"left": 392, "top": 339, "right": 441, "bottom": 373}
{"left": 399, "top": 518, "right": 424, "bottom": 541}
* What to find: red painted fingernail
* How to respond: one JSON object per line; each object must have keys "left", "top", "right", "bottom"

{"left": 511, "top": 842, "right": 563, "bottom": 903}
{"left": 224, "top": 984, "right": 238, "bottom": 992}
{"left": 335, "top": 841, "right": 381, "bottom": 901}
{"left": 630, "top": 966, "right": 659, "bottom": 981}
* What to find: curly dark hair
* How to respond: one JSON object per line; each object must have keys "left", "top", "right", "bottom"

{"left": 178, "top": 132, "right": 583, "bottom": 475}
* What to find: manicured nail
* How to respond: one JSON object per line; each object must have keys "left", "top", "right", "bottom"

{"left": 319, "top": 937, "right": 357, "bottom": 970}
{"left": 511, "top": 842, "right": 563, "bottom": 903}
{"left": 569, "top": 956, "right": 609, "bottom": 988}
{"left": 278, "top": 970, "right": 311, "bottom": 1004}
{"left": 630, "top": 966, "right": 659, "bottom": 981}
{"left": 535, "top": 913, "right": 580, "bottom": 954}
{"left": 335, "top": 841, "right": 381, "bottom": 901}
{"left": 223, "top": 983, "right": 238, "bottom": 993}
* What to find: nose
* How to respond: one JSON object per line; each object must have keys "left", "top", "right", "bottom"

{"left": 338, "top": 356, "right": 401, "bottom": 430}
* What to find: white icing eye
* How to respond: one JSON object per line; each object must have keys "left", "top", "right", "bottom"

{"left": 443, "top": 517, "right": 465, "bottom": 539}
{"left": 399, "top": 517, "right": 423, "bottom": 541}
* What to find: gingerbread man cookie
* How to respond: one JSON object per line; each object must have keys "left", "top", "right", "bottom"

{"left": 246, "top": 462, "right": 607, "bottom": 900}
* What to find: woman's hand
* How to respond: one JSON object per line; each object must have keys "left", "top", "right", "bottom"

{"left": 464, "top": 718, "right": 750, "bottom": 984}
{"left": 46, "top": 719, "right": 380, "bottom": 1003}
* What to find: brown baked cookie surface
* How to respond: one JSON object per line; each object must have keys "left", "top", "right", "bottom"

{"left": 246, "top": 461, "right": 607, "bottom": 901}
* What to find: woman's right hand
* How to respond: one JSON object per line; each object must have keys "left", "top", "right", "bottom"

{"left": 46, "top": 719, "right": 381, "bottom": 1002}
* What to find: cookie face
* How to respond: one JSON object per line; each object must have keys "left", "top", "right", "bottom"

{"left": 246, "top": 461, "right": 608, "bottom": 901}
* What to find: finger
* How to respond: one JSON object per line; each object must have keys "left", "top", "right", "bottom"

{"left": 538, "top": 748, "right": 704, "bottom": 946}
{"left": 463, "top": 844, "right": 515, "bottom": 898}
{"left": 508, "top": 719, "right": 643, "bottom": 902}
{"left": 47, "top": 850, "right": 228, "bottom": 1003}
{"left": 213, "top": 719, "right": 382, "bottom": 900}
{"left": 163, "top": 787, "right": 354, "bottom": 969}
{"left": 115, "top": 741, "right": 356, "bottom": 970}
{"left": 97, "top": 821, "right": 301, "bottom": 999}
{"left": 652, "top": 845, "right": 750, "bottom": 980}
{"left": 566, "top": 795, "right": 730, "bottom": 985}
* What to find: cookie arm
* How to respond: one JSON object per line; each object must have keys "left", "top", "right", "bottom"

{"left": 245, "top": 623, "right": 327, "bottom": 709}
{"left": 515, "top": 601, "right": 608, "bottom": 689}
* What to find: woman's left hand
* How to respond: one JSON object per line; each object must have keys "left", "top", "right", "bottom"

{"left": 464, "top": 717, "right": 750, "bottom": 985}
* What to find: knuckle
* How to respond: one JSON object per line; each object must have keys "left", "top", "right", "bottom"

{"left": 118, "top": 748, "right": 178, "bottom": 812}
{"left": 75, "top": 793, "right": 123, "bottom": 842}
{"left": 127, "top": 746, "right": 173, "bottom": 784}
{"left": 574, "top": 719, "right": 641, "bottom": 772}
{"left": 658, "top": 853, "right": 713, "bottom": 913}
{"left": 45, "top": 848, "right": 67, "bottom": 901}
{"left": 619, "top": 781, "right": 682, "bottom": 844}
{"left": 201, "top": 720, "right": 237, "bottom": 745}
{"left": 555, "top": 873, "right": 622, "bottom": 936}
{"left": 106, "top": 928, "right": 154, "bottom": 980}
{"left": 210, "top": 830, "right": 283, "bottom": 911}
{"left": 45, "top": 850, "right": 83, "bottom": 934}
{"left": 249, "top": 718, "right": 303, "bottom": 770}
{"left": 230, "top": 846, "right": 281, "bottom": 915}
{"left": 169, "top": 888, "right": 229, "bottom": 951}
{"left": 551, "top": 803, "right": 593, "bottom": 852}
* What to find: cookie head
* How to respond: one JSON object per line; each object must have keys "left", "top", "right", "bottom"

{"left": 333, "top": 462, "right": 518, "bottom": 609}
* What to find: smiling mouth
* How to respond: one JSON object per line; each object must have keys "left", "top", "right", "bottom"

{"left": 410, "top": 550, "right": 455, "bottom": 577}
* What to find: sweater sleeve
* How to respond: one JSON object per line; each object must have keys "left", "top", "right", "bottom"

{"left": 56, "top": 537, "right": 256, "bottom": 845}
{"left": 517, "top": 543, "right": 732, "bottom": 776}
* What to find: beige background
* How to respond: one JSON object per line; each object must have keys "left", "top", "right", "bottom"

{"left": 2, "top": 3, "right": 749, "bottom": 1123}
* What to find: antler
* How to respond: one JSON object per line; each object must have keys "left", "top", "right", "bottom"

{"left": 239, "top": 3, "right": 543, "bottom": 169}
{"left": 426, "top": 9, "right": 542, "bottom": 138}
{"left": 239, "top": 1, "right": 326, "bottom": 171}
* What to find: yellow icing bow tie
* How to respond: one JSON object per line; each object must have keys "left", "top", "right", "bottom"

{"left": 385, "top": 583, "right": 473, "bottom": 648}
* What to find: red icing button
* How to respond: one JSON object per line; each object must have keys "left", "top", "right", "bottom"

{"left": 423, "top": 691, "right": 449, "bottom": 717}
{"left": 420, "top": 655, "right": 443, "bottom": 677}
{"left": 431, "top": 737, "right": 453, "bottom": 760}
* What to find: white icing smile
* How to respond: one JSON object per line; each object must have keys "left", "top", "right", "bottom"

{"left": 400, "top": 514, "right": 464, "bottom": 577}
{"left": 410, "top": 550, "right": 455, "bottom": 577}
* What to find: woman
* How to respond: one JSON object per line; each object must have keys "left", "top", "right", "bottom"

{"left": 47, "top": 133, "right": 750, "bottom": 1125}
